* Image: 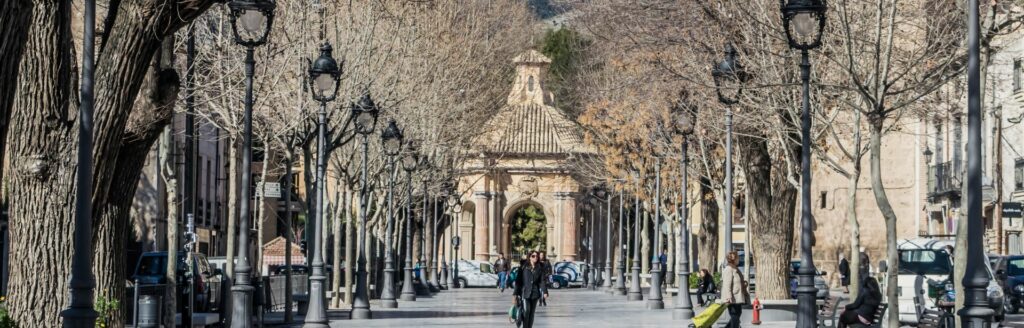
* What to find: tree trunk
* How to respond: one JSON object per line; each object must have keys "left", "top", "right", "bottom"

{"left": 3, "top": 1, "right": 79, "bottom": 323}
{"left": 331, "top": 188, "right": 347, "bottom": 308}
{"left": 698, "top": 177, "right": 720, "bottom": 274}
{"left": 738, "top": 134, "right": 797, "bottom": 300}
{"left": 93, "top": 46, "right": 179, "bottom": 327}
{"left": 226, "top": 137, "right": 240, "bottom": 277}
{"left": 847, "top": 167, "right": 862, "bottom": 300}
{"left": 160, "top": 127, "right": 178, "bottom": 328}
{"left": 869, "top": 118, "right": 900, "bottom": 328}
{"left": 0, "top": 0, "right": 31, "bottom": 187}
{"left": 255, "top": 148, "right": 271, "bottom": 276}
{"left": 344, "top": 187, "right": 356, "bottom": 305}
{"left": 641, "top": 202, "right": 650, "bottom": 275}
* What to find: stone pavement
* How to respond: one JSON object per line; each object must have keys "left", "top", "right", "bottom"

{"left": 264, "top": 287, "right": 796, "bottom": 327}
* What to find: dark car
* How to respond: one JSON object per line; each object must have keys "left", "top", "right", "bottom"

{"left": 746, "top": 260, "right": 829, "bottom": 299}
{"left": 994, "top": 255, "right": 1024, "bottom": 314}
{"left": 132, "top": 252, "right": 224, "bottom": 313}
{"left": 548, "top": 274, "right": 569, "bottom": 289}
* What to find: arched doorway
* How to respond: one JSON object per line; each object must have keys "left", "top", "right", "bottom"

{"left": 505, "top": 202, "right": 547, "bottom": 261}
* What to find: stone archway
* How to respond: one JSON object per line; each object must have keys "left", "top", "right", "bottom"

{"left": 502, "top": 199, "right": 550, "bottom": 261}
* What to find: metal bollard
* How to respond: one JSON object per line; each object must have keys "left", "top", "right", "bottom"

{"left": 132, "top": 279, "right": 140, "bottom": 327}
{"left": 136, "top": 294, "right": 160, "bottom": 328}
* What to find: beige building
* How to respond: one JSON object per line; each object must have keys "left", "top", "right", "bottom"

{"left": 455, "top": 50, "right": 598, "bottom": 262}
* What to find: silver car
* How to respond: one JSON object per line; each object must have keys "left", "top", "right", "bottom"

{"left": 455, "top": 260, "right": 499, "bottom": 288}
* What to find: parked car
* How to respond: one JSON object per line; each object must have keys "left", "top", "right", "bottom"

{"left": 548, "top": 274, "right": 569, "bottom": 289}
{"left": 553, "top": 261, "right": 586, "bottom": 287}
{"left": 893, "top": 239, "right": 1004, "bottom": 324}
{"left": 455, "top": 260, "right": 499, "bottom": 288}
{"left": 132, "top": 252, "right": 224, "bottom": 313}
{"left": 745, "top": 260, "right": 829, "bottom": 300}
{"left": 992, "top": 254, "right": 1024, "bottom": 314}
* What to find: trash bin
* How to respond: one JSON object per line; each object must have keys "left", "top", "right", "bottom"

{"left": 137, "top": 295, "right": 160, "bottom": 328}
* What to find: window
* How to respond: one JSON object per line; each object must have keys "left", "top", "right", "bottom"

{"left": 527, "top": 75, "right": 535, "bottom": 92}
{"left": 1015, "top": 158, "right": 1024, "bottom": 191}
{"left": 819, "top": 191, "right": 827, "bottom": 209}
{"left": 1015, "top": 58, "right": 1022, "bottom": 92}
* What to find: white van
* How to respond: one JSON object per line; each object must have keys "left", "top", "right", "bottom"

{"left": 893, "top": 239, "right": 1004, "bottom": 324}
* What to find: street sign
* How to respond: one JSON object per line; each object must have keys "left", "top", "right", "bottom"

{"left": 1004, "top": 202, "right": 1023, "bottom": 218}
{"left": 257, "top": 182, "right": 282, "bottom": 198}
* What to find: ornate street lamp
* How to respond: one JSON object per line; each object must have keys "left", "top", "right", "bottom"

{"left": 780, "top": 0, "right": 827, "bottom": 326}
{"left": 399, "top": 143, "right": 419, "bottom": 302}
{"left": 711, "top": 44, "right": 747, "bottom": 268}
{"left": 439, "top": 181, "right": 454, "bottom": 290}
{"left": 614, "top": 187, "right": 627, "bottom": 296}
{"left": 580, "top": 200, "right": 592, "bottom": 288}
{"left": 627, "top": 174, "right": 644, "bottom": 301}
{"left": 961, "top": 0, "right": 994, "bottom": 326}
{"left": 303, "top": 42, "right": 341, "bottom": 328}
{"left": 672, "top": 97, "right": 697, "bottom": 320}
{"left": 226, "top": 1, "right": 275, "bottom": 326}
{"left": 448, "top": 191, "right": 463, "bottom": 288}
{"left": 586, "top": 196, "right": 598, "bottom": 289}
{"left": 648, "top": 158, "right": 665, "bottom": 309}
{"left": 351, "top": 93, "right": 379, "bottom": 319}
{"left": 380, "top": 119, "right": 404, "bottom": 308}
{"left": 592, "top": 186, "right": 613, "bottom": 293}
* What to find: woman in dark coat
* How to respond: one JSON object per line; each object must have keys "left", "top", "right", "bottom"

{"left": 513, "top": 251, "right": 549, "bottom": 328}
{"left": 838, "top": 276, "right": 882, "bottom": 328}
{"left": 695, "top": 269, "right": 715, "bottom": 306}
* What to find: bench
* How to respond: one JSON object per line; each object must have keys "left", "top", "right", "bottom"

{"left": 817, "top": 296, "right": 841, "bottom": 328}
{"left": 918, "top": 308, "right": 951, "bottom": 328}
{"left": 849, "top": 303, "right": 887, "bottom": 328}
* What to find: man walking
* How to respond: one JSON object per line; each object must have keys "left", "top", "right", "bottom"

{"left": 495, "top": 253, "right": 510, "bottom": 292}
{"left": 839, "top": 254, "right": 850, "bottom": 293}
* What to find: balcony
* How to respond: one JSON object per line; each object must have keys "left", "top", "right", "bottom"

{"left": 928, "top": 161, "right": 962, "bottom": 200}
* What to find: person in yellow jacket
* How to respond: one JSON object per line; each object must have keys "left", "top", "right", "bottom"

{"left": 720, "top": 251, "right": 748, "bottom": 328}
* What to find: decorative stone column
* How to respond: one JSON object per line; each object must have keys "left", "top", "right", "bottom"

{"left": 555, "top": 192, "right": 577, "bottom": 261}
{"left": 474, "top": 191, "right": 491, "bottom": 261}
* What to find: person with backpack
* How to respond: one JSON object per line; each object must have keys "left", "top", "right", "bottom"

{"left": 513, "top": 251, "right": 548, "bottom": 328}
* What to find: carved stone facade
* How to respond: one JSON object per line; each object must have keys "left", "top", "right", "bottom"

{"left": 455, "top": 50, "right": 596, "bottom": 262}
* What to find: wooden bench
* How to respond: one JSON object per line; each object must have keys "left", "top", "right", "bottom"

{"left": 849, "top": 303, "right": 887, "bottom": 328}
{"left": 817, "top": 296, "right": 841, "bottom": 328}
{"left": 917, "top": 308, "right": 951, "bottom": 328}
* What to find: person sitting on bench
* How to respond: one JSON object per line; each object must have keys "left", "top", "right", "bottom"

{"left": 839, "top": 276, "right": 882, "bottom": 328}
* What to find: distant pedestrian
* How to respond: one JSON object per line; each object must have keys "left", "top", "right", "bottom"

{"left": 720, "top": 251, "right": 748, "bottom": 328}
{"left": 513, "top": 251, "right": 548, "bottom": 328}
{"left": 839, "top": 254, "right": 850, "bottom": 293}
{"left": 495, "top": 253, "right": 511, "bottom": 292}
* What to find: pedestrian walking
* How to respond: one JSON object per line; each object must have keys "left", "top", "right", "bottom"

{"left": 513, "top": 251, "right": 549, "bottom": 328}
{"left": 495, "top": 253, "right": 511, "bottom": 292}
{"left": 839, "top": 254, "right": 850, "bottom": 293}
{"left": 720, "top": 251, "right": 748, "bottom": 328}
{"left": 539, "top": 251, "right": 552, "bottom": 305}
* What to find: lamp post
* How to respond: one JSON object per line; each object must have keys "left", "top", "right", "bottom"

{"left": 581, "top": 201, "right": 591, "bottom": 289}
{"left": 672, "top": 98, "right": 696, "bottom": 320}
{"left": 587, "top": 196, "right": 598, "bottom": 290}
{"left": 780, "top": 1, "right": 827, "bottom": 326}
{"left": 226, "top": 2, "right": 275, "bottom": 326}
{"left": 439, "top": 182, "right": 453, "bottom": 290}
{"left": 303, "top": 42, "right": 342, "bottom": 327}
{"left": 400, "top": 144, "right": 419, "bottom": 301}
{"left": 711, "top": 45, "right": 746, "bottom": 265}
{"left": 961, "top": 0, "right": 995, "bottom": 326}
{"left": 380, "top": 120, "right": 404, "bottom": 308}
{"left": 648, "top": 158, "right": 664, "bottom": 309}
{"left": 424, "top": 177, "right": 441, "bottom": 293}
{"left": 62, "top": 0, "right": 99, "bottom": 325}
{"left": 351, "top": 93, "right": 380, "bottom": 319}
{"left": 448, "top": 193, "right": 463, "bottom": 288}
{"left": 614, "top": 188, "right": 627, "bottom": 295}
{"left": 628, "top": 174, "right": 644, "bottom": 301}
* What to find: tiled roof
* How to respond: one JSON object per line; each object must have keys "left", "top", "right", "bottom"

{"left": 476, "top": 103, "right": 594, "bottom": 155}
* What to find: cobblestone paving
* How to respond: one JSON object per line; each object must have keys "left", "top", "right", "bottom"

{"left": 266, "top": 286, "right": 796, "bottom": 327}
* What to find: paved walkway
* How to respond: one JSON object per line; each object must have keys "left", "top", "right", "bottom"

{"left": 265, "top": 286, "right": 795, "bottom": 327}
